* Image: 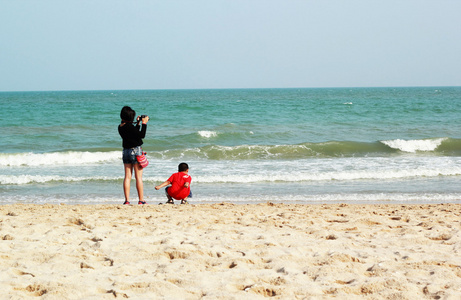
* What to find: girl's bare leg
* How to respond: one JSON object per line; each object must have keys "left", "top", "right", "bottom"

{"left": 123, "top": 163, "right": 133, "bottom": 203}
{"left": 133, "top": 163, "right": 144, "bottom": 203}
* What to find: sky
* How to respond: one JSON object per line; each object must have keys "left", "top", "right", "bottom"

{"left": 1, "top": 0, "right": 460, "bottom": 91}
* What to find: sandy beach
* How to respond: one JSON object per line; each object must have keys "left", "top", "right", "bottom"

{"left": 0, "top": 203, "right": 460, "bottom": 299}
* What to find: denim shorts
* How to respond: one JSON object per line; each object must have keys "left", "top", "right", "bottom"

{"left": 122, "top": 146, "right": 142, "bottom": 164}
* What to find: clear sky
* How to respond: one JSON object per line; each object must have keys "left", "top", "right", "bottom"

{"left": 1, "top": 0, "right": 460, "bottom": 91}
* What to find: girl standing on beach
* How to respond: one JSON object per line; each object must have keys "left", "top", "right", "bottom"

{"left": 118, "top": 106, "right": 149, "bottom": 205}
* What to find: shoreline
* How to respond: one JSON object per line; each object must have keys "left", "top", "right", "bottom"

{"left": 1, "top": 203, "right": 460, "bottom": 298}
{"left": 2, "top": 198, "right": 461, "bottom": 206}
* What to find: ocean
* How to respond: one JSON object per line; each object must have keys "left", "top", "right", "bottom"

{"left": 1, "top": 87, "right": 460, "bottom": 205}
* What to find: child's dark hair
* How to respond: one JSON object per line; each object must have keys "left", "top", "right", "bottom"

{"left": 178, "top": 162, "right": 189, "bottom": 172}
{"left": 120, "top": 106, "right": 135, "bottom": 122}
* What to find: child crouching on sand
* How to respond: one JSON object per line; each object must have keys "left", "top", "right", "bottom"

{"left": 155, "top": 162, "right": 192, "bottom": 204}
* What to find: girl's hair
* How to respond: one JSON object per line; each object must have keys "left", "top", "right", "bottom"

{"left": 120, "top": 106, "right": 135, "bottom": 122}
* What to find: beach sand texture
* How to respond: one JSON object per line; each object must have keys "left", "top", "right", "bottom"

{"left": 0, "top": 203, "right": 460, "bottom": 299}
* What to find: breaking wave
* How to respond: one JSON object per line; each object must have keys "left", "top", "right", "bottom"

{"left": 381, "top": 138, "right": 447, "bottom": 153}
{"left": 1, "top": 138, "right": 460, "bottom": 167}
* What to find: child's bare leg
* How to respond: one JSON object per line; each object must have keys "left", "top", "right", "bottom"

{"left": 165, "top": 188, "right": 174, "bottom": 203}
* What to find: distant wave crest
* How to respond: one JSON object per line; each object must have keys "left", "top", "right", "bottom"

{"left": 197, "top": 130, "right": 218, "bottom": 139}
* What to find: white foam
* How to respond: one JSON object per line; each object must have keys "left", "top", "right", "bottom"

{"left": 0, "top": 175, "right": 121, "bottom": 185}
{"left": 0, "top": 151, "right": 121, "bottom": 167}
{"left": 181, "top": 156, "right": 461, "bottom": 183}
{"left": 191, "top": 167, "right": 461, "bottom": 183}
{"left": 198, "top": 131, "right": 218, "bottom": 139}
{"left": 381, "top": 138, "right": 446, "bottom": 153}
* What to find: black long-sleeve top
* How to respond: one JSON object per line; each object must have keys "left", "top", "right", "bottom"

{"left": 118, "top": 123, "right": 147, "bottom": 149}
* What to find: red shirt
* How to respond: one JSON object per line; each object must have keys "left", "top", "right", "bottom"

{"left": 167, "top": 172, "right": 192, "bottom": 200}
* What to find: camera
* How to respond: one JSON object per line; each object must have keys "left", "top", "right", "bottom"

{"left": 137, "top": 115, "right": 148, "bottom": 123}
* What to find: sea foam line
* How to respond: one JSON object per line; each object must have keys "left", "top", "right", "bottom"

{"left": 193, "top": 168, "right": 461, "bottom": 183}
{"left": 0, "top": 175, "right": 123, "bottom": 185}
{"left": 5, "top": 165, "right": 459, "bottom": 185}
{"left": 0, "top": 151, "right": 121, "bottom": 167}
{"left": 1, "top": 192, "right": 460, "bottom": 205}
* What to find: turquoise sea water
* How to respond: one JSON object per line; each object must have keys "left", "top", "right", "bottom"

{"left": 1, "top": 87, "right": 460, "bottom": 204}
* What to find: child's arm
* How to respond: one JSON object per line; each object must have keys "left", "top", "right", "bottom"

{"left": 155, "top": 180, "right": 171, "bottom": 190}
{"left": 184, "top": 176, "right": 192, "bottom": 188}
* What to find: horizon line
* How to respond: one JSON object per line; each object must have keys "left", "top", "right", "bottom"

{"left": 0, "top": 85, "right": 459, "bottom": 93}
